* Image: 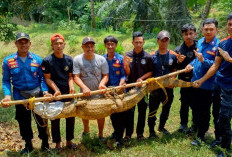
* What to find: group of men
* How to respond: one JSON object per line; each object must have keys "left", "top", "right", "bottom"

{"left": 1, "top": 12, "right": 232, "bottom": 157}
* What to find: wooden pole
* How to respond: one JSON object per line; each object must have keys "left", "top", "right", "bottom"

{"left": 0, "top": 68, "right": 192, "bottom": 106}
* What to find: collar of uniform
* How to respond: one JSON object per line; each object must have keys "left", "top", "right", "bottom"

{"left": 104, "top": 52, "right": 118, "bottom": 60}
{"left": 14, "top": 51, "right": 33, "bottom": 59}
{"left": 133, "top": 49, "right": 144, "bottom": 57}
{"left": 183, "top": 40, "right": 197, "bottom": 49}
{"left": 202, "top": 36, "right": 218, "bottom": 46}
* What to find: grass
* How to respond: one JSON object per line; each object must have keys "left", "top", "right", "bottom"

{"left": 0, "top": 22, "right": 230, "bottom": 156}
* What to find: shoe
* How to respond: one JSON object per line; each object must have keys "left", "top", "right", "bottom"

{"left": 116, "top": 141, "right": 122, "bottom": 148}
{"left": 123, "top": 136, "right": 131, "bottom": 142}
{"left": 41, "top": 140, "right": 49, "bottom": 151}
{"left": 110, "top": 132, "right": 116, "bottom": 139}
{"left": 20, "top": 141, "right": 33, "bottom": 155}
{"left": 191, "top": 139, "right": 201, "bottom": 146}
{"left": 210, "top": 138, "right": 222, "bottom": 148}
{"left": 67, "top": 143, "right": 77, "bottom": 150}
{"left": 137, "top": 135, "right": 145, "bottom": 141}
{"left": 178, "top": 125, "right": 190, "bottom": 134}
{"left": 99, "top": 136, "right": 105, "bottom": 142}
{"left": 149, "top": 132, "right": 158, "bottom": 139}
{"left": 189, "top": 125, "right": 197, "bottom": 133}
{"left": 218, "top": 150, "right": 232, "bottom": 157}
{"left": 158, "top": 128, "right": 170, "bottom": 135}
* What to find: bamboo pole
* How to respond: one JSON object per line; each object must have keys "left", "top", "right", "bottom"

{"left": 0, "top": 68, "right": 192, "bottom": 106}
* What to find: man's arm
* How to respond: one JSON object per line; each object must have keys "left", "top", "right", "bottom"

{"left": 73, "top": 74, "right": 91, "bottom": 96}
{"left": 137, "top": 72, "right": 152, "bottom": 82}
{"left": 218, "top": 47, "right": 232, "bottom": 63}
{"left": 68, "top": 73, "right": 75, "bottom": 94}
{"left": 193, "top": 56, "right": 222, "bottom": 88}
{"left": 99, "top": 74, "right": 109, "bottom": 90}
{"left": 44, "top": 73, "right": 61, "bottom": 97}
{"left": 123, "top": 56, "right": 131, "bottom": 76}
{"left": 1, "top": 59, "right": 12, "bottom": 108}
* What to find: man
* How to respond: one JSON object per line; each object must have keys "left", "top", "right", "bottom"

{"left": 1, "top": 33, "right": 50, "bottom": 154}
{"left": 185, "top": 18, "right": 220, "bottom": 145}
{"left": 193, "top": 13, "right": 232, "bottom": 157}
{"left": 73, "top": 37, "right": 109, "bottom": 140}
{"left": 103, "top": 35, "right": 126, "bottom": 146}
{"left": 42, "top": 33, "right": 76, "bottom": 150}
{"left": 123, "top": 32, "right": 153, "bottom": 140}
{"left": 148, "top": 30, "right": 177, "bottom": 137}
{"left": 174, "top": 24, "right": 197, "bottom": 133}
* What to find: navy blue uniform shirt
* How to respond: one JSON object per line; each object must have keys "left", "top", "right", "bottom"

{"left": 152, "top": 50, "right": 177, "bottom": 77}
{"left": 103, "top": 52, "right": 126, "bottom": 86}
{"left": 125, "top": 50, "right": 153, "bottom": 83}
{"left": 175, "top": 41, "right": 197, "bottom": 81}
{"left": 215, "top": 36, "right": 232, "bottom": 89}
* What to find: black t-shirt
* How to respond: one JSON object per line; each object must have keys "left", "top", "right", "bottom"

{"left": 42, "top": 53, "right": 73, "bottom": 94}
{"left": 126, "top": 50, "right": 153, "bottom": 83}
{"left": 175, "top": 41, "right": 197, "bottom": 81}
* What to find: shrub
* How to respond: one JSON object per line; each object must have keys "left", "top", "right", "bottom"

{"left": 0, "top": 13, "right": 17, "bottom": 41}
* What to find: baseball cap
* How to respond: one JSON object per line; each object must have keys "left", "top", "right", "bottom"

{"left": 51, "top": 33, "right": 65, "bottom": 43}
{"left": 157, "top": 30, "right": 170, "bottom": 40}
{"left": 82, "top": 37, "right": 95, "bottom": 45}
{"left": 16, "top": 32, "right": 30, "bottom": 41}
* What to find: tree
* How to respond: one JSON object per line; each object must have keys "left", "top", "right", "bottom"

{"left": 98, "top": 0, "right": 163, "bottom": 32}
{"left": 90, "top": 0, "right": 96, "bottom": 30}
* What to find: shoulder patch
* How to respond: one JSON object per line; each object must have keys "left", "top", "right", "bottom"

{"left": 169, "top": 50, "right": 178, "bottom": 56}
{"left": 220, "top": 36, "right": 231, "bottom": 43}
{"left": 150, "top": 51, "right": 157, "bottom": 55}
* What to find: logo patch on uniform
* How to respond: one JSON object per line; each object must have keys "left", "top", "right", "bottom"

{"left": 30, "top": 63, "right": 40, "bottom": 67}
{"left": 169, "top": 59, "right": 173, "bottom": 65}
{"left": 32, "top": 60, "right": 37, "bottom": 63}
{"left": 7, "top": 60, "right": 19, "bottom": 69}
{"left": 141, "top": 59, "right": 146, "bottom": 64}
{"left": 116, "top": 71, "right": 120, "bottom": 75}
{"left": 116, "top": 59, "right": 120, "bottom": 64}
{"left": 212, "top": 47, "right": 217, "bottom": 51}
{"left": 64, "top": 66, "right": 69, "bottom": 71}
{"left": 10, "top": 64, "right": 19, "bottom": 69}
{"left": 7, "top": 58, "right": 15, "bottom": 63}
{"left": 113, "top": 64, "right": 121, "bottom": 68}
{"left": 34, "top": 72, "right": 37, "bottom": 76}
{"left": 206, "top": 50, "right": 216, "bottom": 56}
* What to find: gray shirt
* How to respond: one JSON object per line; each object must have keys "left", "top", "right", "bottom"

{"left": 73, "top": 53, "right": 109, "bottom": 96}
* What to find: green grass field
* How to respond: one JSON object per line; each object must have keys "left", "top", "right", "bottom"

{"left": 0, "top": 24, "right": 228, "bottom": 157}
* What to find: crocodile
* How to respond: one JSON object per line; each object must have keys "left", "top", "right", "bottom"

{"left": 34, "top": 77, "right": 192, "bottom": 120}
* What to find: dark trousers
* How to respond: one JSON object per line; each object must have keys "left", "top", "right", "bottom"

{"left": 179, "top": 87, "right": 192, "bottom": 126}
{"left": 218, "top": 87, "right": 232, "bottom": 150}
{"left": 124, "top": 97, "right": 148, "bottom": 137}
{"left": 110, "top": 112, "right": 126, "bottom": 142}
{"left": 15, "top": 104, "right": 48, "bottom": 142}
{"left": 212, "top": 84, "right": 221, "bottom": 140}
{"left": 51, "top": 117, "right": 75, "bottom": 143}
{"left": 191, "top": 88, "right": 212, "bottom": 139}
{"left": 148, "top": 88, "right": 174, "bottom": 134}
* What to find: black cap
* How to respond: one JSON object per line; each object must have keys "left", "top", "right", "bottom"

{"left": 16, "top": 32, "right": 30, "bottom": 41}
{"left": 157, "top": 30, "right": 170, "bottom": 40}
{"left": 82, "top": 37, "right": 95, "bottom": 45}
